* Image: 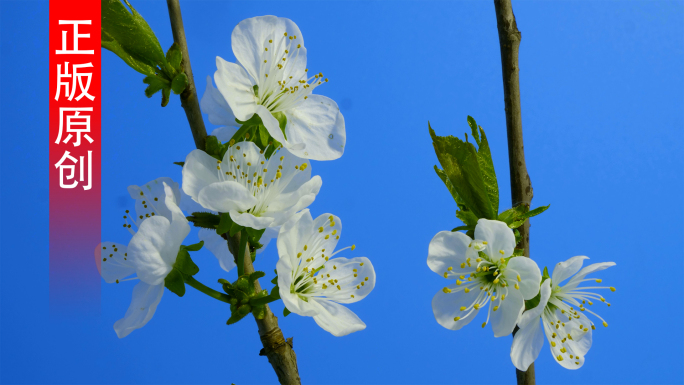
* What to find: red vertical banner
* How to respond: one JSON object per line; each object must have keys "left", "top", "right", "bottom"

{"left": 49, "top": 0, "right": 101, "bottom": 313}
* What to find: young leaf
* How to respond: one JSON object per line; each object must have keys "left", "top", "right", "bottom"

{"left": 143, "top": 75, "right": 166, "bottom": 98}
{"left": 187, "top": 212, "right": 221, "bottom": 229}
{"left": 474, "top": 126, "right": 499, "bottom": 214}
{"left": 174, "top": 249, "right": 199, "bottom": 276}
{"left": 171, "top": 73, "right": 188, "bottom": 95}
{"left": 164, "top": 269, "right": 186, "bottom": 297}
{"left": 455, "top": 208, "right": 479, "bottom": 228}
{"left": 101, "top": 0, "right": 166, "bottom": 76}
{"left": 161, "top": 87, "right": 170, "bottom": 107}
{"left": 183, "top": 240, "right": 204, "bottom": 252}
{"left": 165, "top": 42, "right": 182, "bottom": 72}
{"left": 467, "top": 115, "right": 481, "bottom": 145}
{"left": 429, "top": 123, "right": 496, "bottom": 219}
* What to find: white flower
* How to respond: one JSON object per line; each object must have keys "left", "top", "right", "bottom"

{"left": 125, "top": 177, "right": 181, "bottom": 228}
{"left": 182, "top": 141, "right": 321, "bottom": 230}
{"left": 276, "top": 209, "right": 375, "bottom": 336}
{"left": 211, "top": 15, "right": 345, "bottom": 160}
{"left": 201, "top": 75, "right": 239, "bottom": 142}
{"left": 428, "top": 219, "right": 542, "bottom": 337}
{"left": 97, "top": 182, "right": 190, "bottom": 338}
{"left": 511, "top": 256, "right": 615, "bottom": 370}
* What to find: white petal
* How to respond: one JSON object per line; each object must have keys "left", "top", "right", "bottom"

{"left": 113, "top": 282, "right": 164, "bottom": 338}
{"left": 231, "top": 16, "right": 305, "bottom": 83}
{"left": 197, "top": 181, "right": 257, "bottom": 213}
{"left": 255, "top": 104, "right": 287, "bottom": 145}
{"left": 277, "top": 210, "right": 313, "bottom": 267}
{"left": 311, "top": 299, "right": 366, "bottom": 337}
{"left": 431, "top": 285, "right": 480, "bottom": 330}
{"left": 229, "top": 209, "right": 275, "bottom": 230}
{"left": 128, "top": 216, "right": 188, "bottom": 286}
{"left": 475, "top": 218, "right": 516, "bottom": 259}
{"left": 542, "top": 320, "right": 586, "bottom": 369}
{"left": 182, "top": 149, "right": 221, "bottom": 202}
{"left": 128, "top": 177, "right": 181, "bottom": 224}
{"left": 198, "top": 228, "right": 235, "bottom": 273}
{"left": 96, "top": 242, "right": 134, "bottom": 283}
{"left": 563, "top": 261, "right": 616, "bottom": 291}
{"left": 179, "top": 188, "right": 212, "bottom": 214}
{"left": 267, "top": 176, "right": 321, "bottom": 213}
{"left": 427, "top": 230, "right": 473, "bottom": 276}
{"left": 506, "top": 257, "right": 542, "bottom": 300}
{"left": 490, "top": 289, "right": 525, "bottom": 337}
{"left": 511, "top": 318, "right": 545, "bottom": 371}
{"left": 283, "top": 95, "right": 345, "bottom": 161}
{"left": 201, "top": 75, "right": 239, "bottom": 126}
{"left": 267, "top": 148, "right": 312, "bottom": 195}
{"left": 214, "top": 56, "right": 257, "bottom": 121}
{"left": 210, "top": 126, "right": 238, "bottom": 143}
{"left": 552, "top": 256, "right": 589, "bottom": 287}
{"left": 518, "top": 279, "right": 552, "bottom": 329}
{"left": 319, "top": 256, "right": 375, "bottom": 304}
{"left": 276, "top": 257, "right": 317, "bottom": 317}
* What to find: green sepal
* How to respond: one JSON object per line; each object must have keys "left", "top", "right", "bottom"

{"left": 271, "top": 276, "right": 278, "bottom": 285}
{"left": 257, "top": 125, "right": 271, "bottom": 149}
{"left": 542, "top": 266, "right": 550, "bottom": 281}
{"left": 161, "top": 87, "right": 170, "bottom": 107}
{"left": 143, "top": 74, "right": 167, "bottom": 98}
{"left": 205, "top": 135, "right": 222, "bottom": 160}
{"left": 283, "top": 307, "right": 291, "bottom": 317}
{"left": 229, "top": 221, "right": 243, "bottom": 237}
{"left": 174, "top": 249, "right": 199, "bottom": 276}
{"left": 101, "top": 0, "right": 165, "bottom": 76}
{"left": 429, "top": 122, "right": 497, "bottom": 220}
{"left": 248, "top": 271, "right": 266, "bottom": 287}
{"left": 183, "top": 240, "right": 204, "bottom": 252}
{"left": 187, "top": 212, "right": 221, "bottom": 230}
{"left": 452, "top": 225, "right": 474, "bottom": 232}
{"left": 217, "top": 213, "right": 233, "bottom": 235}
{"left": 173, "top": 161, "right": 185, "bottom": 167}
{"left": 524, "top": 286, "right": 542, "bottom": 310}
{"left": 171, "top": 73, "right": 188, "bottom": 95}
{"left": 164, "top": 269, "right": 185, "bottom": 297}
{"left": 264, "top": 138, "right": 281, "bottom": 159}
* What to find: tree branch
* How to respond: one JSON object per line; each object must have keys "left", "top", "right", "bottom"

{"left": 165, "top": 2, "right": 300, "bottom": 383}
{"left": 493, "top": 1, "right": 535, "bottom": 384}
{"left": 166, "top": 0, "right": 207, "bottom": 150}
{"left": 227, "top": 233, "right": 301, "bottom": 385}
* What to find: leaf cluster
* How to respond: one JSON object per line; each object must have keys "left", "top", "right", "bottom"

{"left": 186, "top": 212, "right": 265, "bottom": 257}
{"left": 220, "top": 272, "right": 280, "bottom": 325}
{"left": 102, "top": 0, "right": 188, "bottom": 106}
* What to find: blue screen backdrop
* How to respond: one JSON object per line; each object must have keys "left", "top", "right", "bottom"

{"left": 1, "top": 1, "right": 682, "bottom": 384}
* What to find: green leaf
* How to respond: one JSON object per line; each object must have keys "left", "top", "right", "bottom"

{"left": 434, "top": 166, "right": 466, "bottom": 209}
{"left": 429, "top": 123, "right": 496, "bottom": 219}
{"left": 475, "top": 126, "right": 499, "bottom": 214}
{"left": 451, "top": 225, "right": 474, "bottom": 232}
{"left": 272, "top": 112, "right": 288, "bottom": 140}
{"left": 217, "top": 213, "right": 233, "bottom": 235}
{"left": 173, "top": 161, "right": 185, "bottom": 167}
{"left": 523, "top": 205, "right": 550, "bottom": 220}
{"left": 164, "top": 268, "right": 185, "bottom": 297}
{"left": 509, "top": 219, "right": 526, "bottom": 229}
{"left": 187, "top": 211, "right": 221, "bottom": 229}
{"left": 183, "top": 240, "right": 204, "bottom": 252}
{"left": 498, "top": 205, "right": 529, "bottom": 225}
{"left": 174, "top": 249, "right": 199, "bottom": 276}
{"left": 455, "top": 209, "right": 479, "bottom": 227}
{"left": 143, "top": 74, "right": 166, "bottom": 97}
{"left": 161, "top": 87, "right": 170, "bottom": 107}
{"left": 171, "top": 73, "right": 188, "bottom": 95}
{"left": 283, "top": 308, "right": 291, "bottom": 317}
{"left": 101, "top": 0, "right": 166, "bottom": 76}
{"left": 165, "top": 42, "right": 182, "bottom": 72}
{"left": 467, "top": 115, "right": 480, "bottom": 145}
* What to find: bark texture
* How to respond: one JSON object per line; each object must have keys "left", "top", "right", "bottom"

{"left": 166, "top": 0, "right": 207, "bottom": 150}
{"left": 493, "top": 1, "right": 535, "bottom": 384}
{"left": 166, "top": 1, "right": 301, "bottom": 383}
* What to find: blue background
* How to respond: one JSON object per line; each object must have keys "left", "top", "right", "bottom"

{"left": 1, "top": 1, "right": 682, "bottom": 384}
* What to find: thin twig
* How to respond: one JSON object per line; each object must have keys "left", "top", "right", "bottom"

{"left": 493, "top": 1, "right": 535, "bottom": 384}
{"left": 166, "top": 0, "right": 207, "bottom": 150}
{"left": 165, "top": 2, "right": 301, "bottom": 383}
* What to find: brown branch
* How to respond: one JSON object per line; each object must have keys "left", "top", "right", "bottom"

{"left": 227, "top": 233, "right": 301, "bottom": 385}
{"left": 165, "top": 2, "right": 301, "bottom": 383}
{"left": 493, "top": 1, "right": 535, "bottom": 384}
{"left": 166, "top": 0, "right": 207, "bottom": 150}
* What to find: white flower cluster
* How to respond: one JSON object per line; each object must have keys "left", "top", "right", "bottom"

{"left": 428, "top": 219, "right": 615, "bottom": 370}
{"left": 97, "top": 16, "right": 374, "bottom": 339}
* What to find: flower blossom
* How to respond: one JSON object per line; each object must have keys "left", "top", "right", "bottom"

{"left": 276, "top": 209, "right": 375, "bottom": 336}
{"left": 209, "top": 15, "right": 345, "bottom": 160}
{"left": 428, "top": 219, "right": 542, "bottom": 337}
{"left": 182, "top": 141, "right": 321, "bottom": 230}
{"left": 511, "top": 256, "right": 615, "bottom": 370}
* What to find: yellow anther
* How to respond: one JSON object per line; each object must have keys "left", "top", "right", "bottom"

{"left": 325, "top": 235, "right": 330, "bottom": 239}
{"left": 482, "top": 241, "right": 488, "bottom": 245}
{"left": 591, "top": 325, "right": 596, "bottom": 330}
{"left": 353, "top": 269, "right": 357, "bottom": 272}
{"left": 499, "top": 250, "right": 504, "bottom": 254}
{"left": 481, "top": 322, "right": 486, "bottom": 328}
{"left": 460, "top": 263, "right": 465, "bottom": 269}
{"left": 603, "top": 322, "right": 608, "bottom": 327}
{"left": 300, "top": 163, "right": 307, "bottom": 170}
{"left": 456, "top": 280, "right": 462, "bottom": 285}
{"left": 443, "top": 272, "right": 448, "bottom": 278}
{"left": 464, "top": 288, "right": 470, "bottom": 293}
{"left": 318, "top": 227, "right": 324, "bottom": 233}
{"left": 304, "top": 245, "right": 308, "bottom": 251}
{"left": 493, "top": 271, "right": 498, "bottom": 276}
{"left": 557, "top": 355, "right": 563, "bottom": 362}
{"left": 491, "top": 296, "right": 496, "bottom": 302}
{"left": 596, "top": 279, "right": 602, "bottom": 283}
{"left": 493, "top": 306, "right": 499, "bottom": 311}
{"left": 493, "top": 278, "right": 500, "bottom": 284}
{"left": 476, "top": 258, "right": 482, "bottom": 263}
{"left": 514, "top": 283, "right": 519, "bottom": 290}
{"left": 474, "top": 304, "right": 480, "bottom": 310}
{"left": 610, "top": 287, "right": 616, "bottom": 292}
{"left": 517, "top": 275, "right": 521, "bottom": 282}
{"left": 337, "top": 285, "right": 341, "bottom": 290}
{"left": 550, "top": 341, "right": 556, "bottom": 347}
{"left": 454, "top": 316, "right": 461, "bottom": 321}
{"left": 459, "top": 306, "right": 466, "bottom": 311}
{"left": 443, "top": 287, "right": 451, "bottom": 293}
{"left": 360, "top": 262, "right": 364, "bottom": 266}
{"left": 448, "top": 266, "right": 454, "bottom": 271}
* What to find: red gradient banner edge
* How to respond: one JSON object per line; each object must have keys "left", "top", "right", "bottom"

{"left": 49, "top": 0, "right": 102, "bottom": 314}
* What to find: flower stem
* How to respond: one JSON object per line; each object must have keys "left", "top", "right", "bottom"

{"left": 236, "top": 229, "right": 248, "bottom": 277}
{"left": 185, "top": 275, "right": 231, "bottom": 304}
{"left": 493, "top": 1, "right": 536, "bottom": 384}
